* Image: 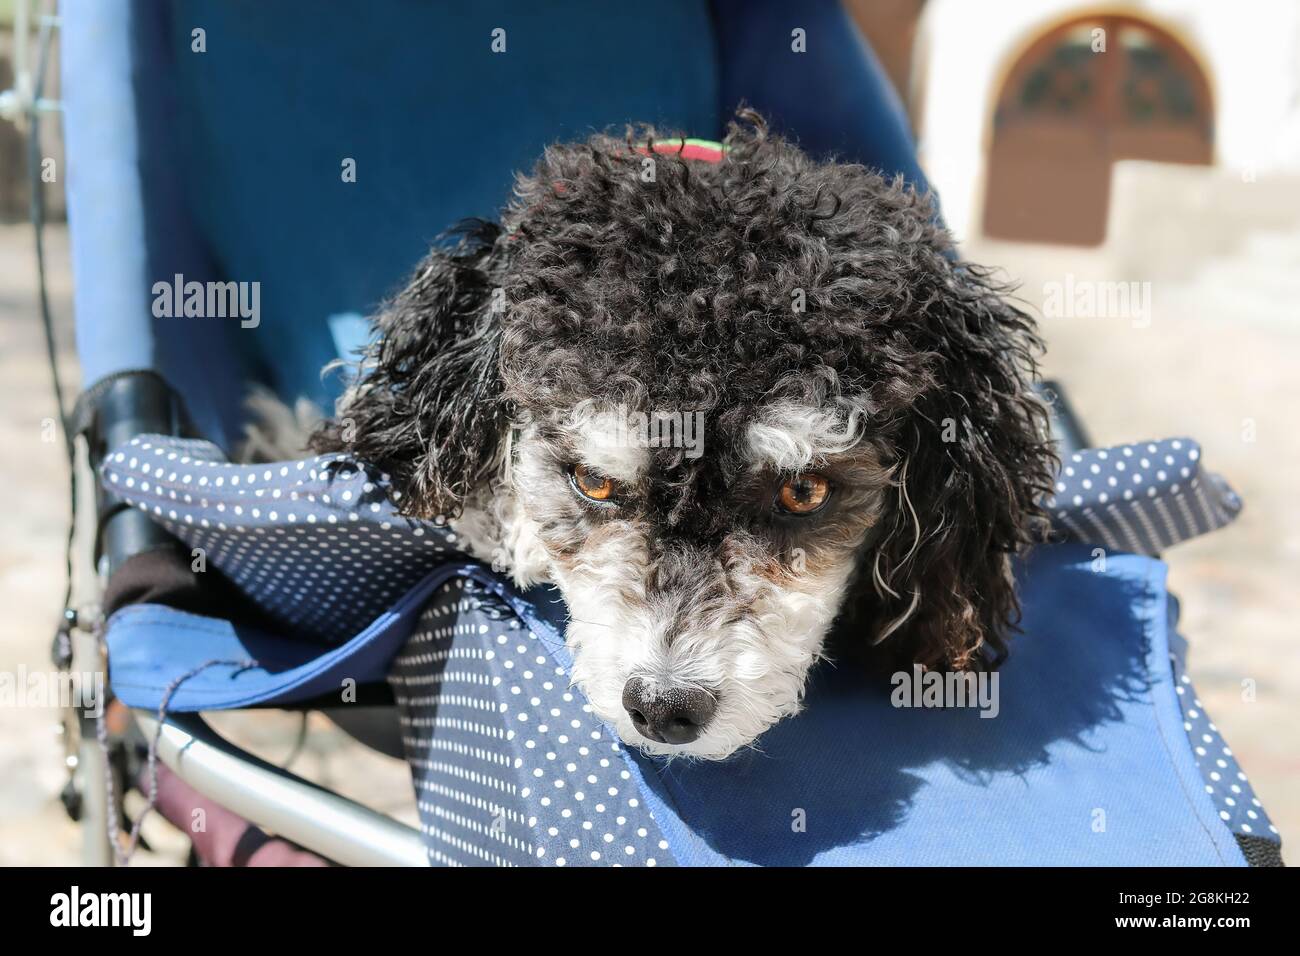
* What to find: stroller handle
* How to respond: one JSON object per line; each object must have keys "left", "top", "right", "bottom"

{"left": 83, "top": 371, "right": 187, "bottom": 577}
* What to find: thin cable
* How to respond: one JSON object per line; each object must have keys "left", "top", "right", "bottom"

{"left": 26, "top": 4, "right": 77, "bottom": 639}
{"left": 99, "top": 656, "right": 259, "bottom": 866}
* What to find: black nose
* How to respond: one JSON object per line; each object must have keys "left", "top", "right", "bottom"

{"left": 622, "top": 678, "right": 717, "bottom": 745}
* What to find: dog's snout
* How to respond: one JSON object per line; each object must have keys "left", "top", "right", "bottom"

{"left": 622, "top": 678, "right": 717, "bottom": 745}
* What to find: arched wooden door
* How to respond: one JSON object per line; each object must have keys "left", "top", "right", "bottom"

{"left": 983, "top": 15, "right": 1213, "bottom": 245}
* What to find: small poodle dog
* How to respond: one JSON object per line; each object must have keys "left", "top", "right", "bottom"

{"left": 311, "top": 111, "right": 1056, "bottom": 759}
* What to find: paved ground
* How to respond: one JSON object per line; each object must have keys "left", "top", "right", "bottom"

{"left": 0, "top": 223, "right": 82, "bottom": 865}
{"left": 1, "top": 217, "right": 1295, "bottom": 865}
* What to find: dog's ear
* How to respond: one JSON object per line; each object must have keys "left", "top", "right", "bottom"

{"left": 311, "top": 219, "right": 507, "bottom": 519}
{"left": 865, "top": 265, "right": 1056, "bottom": 671}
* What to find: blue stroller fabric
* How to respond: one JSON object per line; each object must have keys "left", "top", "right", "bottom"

{"left": 65, "top": 0, "right": 1277, "bottom": 865}
{"left": 98, "top": 434, "right": 1279, "bottom": 865}
{"left": 626, "top": 548, "right": 1241, "bottom": 866}
{"left": 389, "top": 549, "right": 1266, "bottom": 865}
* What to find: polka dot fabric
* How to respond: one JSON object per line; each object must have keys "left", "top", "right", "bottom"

{"left": 100, "top": 433, "right": 1269, "bottom": 864}
{"left": 1167, "top": 634, "right": 1279, "bottom": 849}
{"left": 101, "top": 434, "right": 463, "bottom": 644}
{"left": 102, "top": 435, "right": 1240, "bottom": 645}
{"left": 1046, "top": 438, "right": 1241, "bottom": 555}
{"left": 390, "top": 577, "right": 674, "bottom": 867}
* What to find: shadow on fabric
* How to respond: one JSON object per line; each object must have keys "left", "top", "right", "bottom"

{"left": 630, "top": 552, "right": 1157, "bottom": 866}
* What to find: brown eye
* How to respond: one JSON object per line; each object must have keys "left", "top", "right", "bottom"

{"left": 777, "top": 473, "right": 831, "bottom": 514}
{"left": 572, "top": 464, "right": 616, "bottom": 502}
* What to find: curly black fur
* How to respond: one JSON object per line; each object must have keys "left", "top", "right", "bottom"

{"left": 313, "top": 219, "right": 508, "bottom": 512}
{"left": 313, "top": 110, "right": 1057, "bottom": 673}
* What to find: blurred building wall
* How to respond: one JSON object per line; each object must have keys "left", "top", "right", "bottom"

{"left": 911, "top": 0, "right": 1300, "bottom": 244}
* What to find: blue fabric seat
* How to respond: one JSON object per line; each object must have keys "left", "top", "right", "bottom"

{"left": 631, "top": 549, "right": 1240, "bottom": 866}
{"left": 100, "top": 435, "right": 1278, "bottom": 865}
{"left": 104, "top": 545, "right": 1264, "bottom": 867}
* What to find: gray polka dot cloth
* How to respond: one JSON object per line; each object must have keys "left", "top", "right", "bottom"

{"left": 101, "top": 436, "right": 456, "bottom": 644}
{"left": 1167, "top": 616, "right": 1279, "bottom": 845}
{"left": 1046, "top": 438, "right": 1241, "bottom": 555}
{"left": 103, "top": 433, "right": 1241, "bottom": 645}
{"left": 391, "top": 577, "right": 674, "bottom": 866}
